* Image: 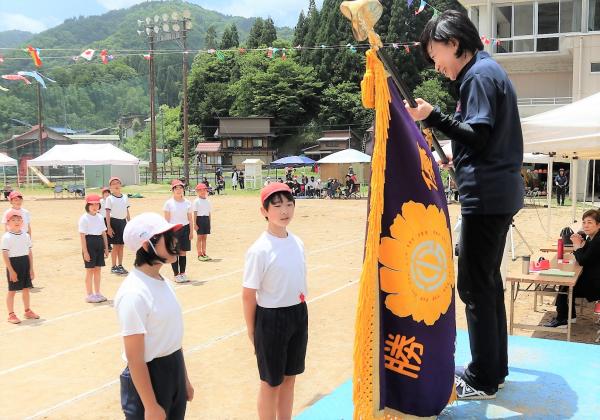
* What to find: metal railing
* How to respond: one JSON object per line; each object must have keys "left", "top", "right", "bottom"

{"left": 517, "top": 97, "right": 572, "bottom": 106}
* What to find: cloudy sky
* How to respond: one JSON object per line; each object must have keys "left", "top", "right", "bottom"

{"left": 0, "top": 0, "right": 322, "bottom": 33}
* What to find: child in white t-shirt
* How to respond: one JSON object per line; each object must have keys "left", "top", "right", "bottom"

{"left": 3, "top": 209, "right": 38, "bottom": 324}
{"left": 115, "top": 212, "right": 194, "bottom": 419}
{"left": 79, "top": 194, "right": 109, "bottom": 303}
{"left": 2, "top": 190, "right": 32, "bottom": 237}
{"left": 242, "top": 182, "right": 308, "bottom": 419}
{"left": 163, "top": 179, "right": 193, "bottom": 283}
{"left": 193, "top": 183, "right": 212, "bottom": 261}
{"left": 105, "top": 177, "right": 130, "bottom": 275}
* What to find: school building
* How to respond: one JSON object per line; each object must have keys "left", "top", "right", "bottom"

{"left": 460, "top": 0, "right": 600, "bottom": 117}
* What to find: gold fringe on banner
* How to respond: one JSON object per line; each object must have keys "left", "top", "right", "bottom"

{"left": 353, "top": 47, "right": 391, "bottom": 420}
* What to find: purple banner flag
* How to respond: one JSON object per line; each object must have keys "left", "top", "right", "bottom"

{"left": 353, "top": 50, "right": 455, "bottom": 418}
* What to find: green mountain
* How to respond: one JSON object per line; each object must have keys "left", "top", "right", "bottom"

{"left": 0, "top": 30, "right": 33, "bottom": 48}
{"left": 0, "top": 1, "right": 293, "bottom": 139}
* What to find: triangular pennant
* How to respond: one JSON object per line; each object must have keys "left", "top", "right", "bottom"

{"left": 80, "top": 49, "right": 95, "bottom": 61}
{"left": 415, "top": 0, "right": 427, "bottom": 15}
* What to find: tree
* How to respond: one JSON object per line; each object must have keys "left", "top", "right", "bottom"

{"left": 260, "top": 17, "right": 277, "bottom": 46}
{"left": 246, "top": 18, "right": 264, "bottom": 48}
{"left": 229, "top": 24, "right": 240, "bottom": 48}
{"left": 293, "top": 11, "right": 307, "bottom": 47}
{"left": 413, "top": 70, "right": 454, "bottom": 114}
{"left": 204, "top": 25, "right": 218, "bottom": 50}
{"left": 318, "top": 82, "right": 373, "bottom": 130}
{"left": 220, "top": 23, "right": 240, "bottom": 49}
{"left": 230, "top": 58, "right": 323, "bottom": 138}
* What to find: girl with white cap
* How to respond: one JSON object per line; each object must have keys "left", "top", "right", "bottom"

{"left": 115, "top": 212, "right": 194, "bottom": 419}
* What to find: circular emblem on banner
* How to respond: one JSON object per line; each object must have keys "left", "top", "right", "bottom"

{"left": 379, "top": 201, "right": 454, "bottom": 325}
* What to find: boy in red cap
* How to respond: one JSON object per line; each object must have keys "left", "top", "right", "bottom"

{"left": 105, "top": 177, "right": 130, "bottom": 275}
{"left": 193, "top": 183, "right": 212, "bottom": 261}
{"left": 163, "top": 179, "right": 193, "bottom": 283}
{"left": 2, "top": 209, "right": 38, "bottom": 324}
{"left": 2, "top": 191, "right": 32, "bottom": 238}
{"left": 79, "top": 194, "right": 109, "bottom": 303}
{"left": 242, "top": 182, "right": 308, "bottom": 419}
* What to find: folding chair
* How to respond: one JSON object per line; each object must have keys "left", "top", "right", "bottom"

{"left": 53, "top": 185, "right": 64, "bottom": 198}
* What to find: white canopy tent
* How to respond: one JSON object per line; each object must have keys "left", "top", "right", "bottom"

{"left": 0, "top": 153, "right": 17, "bottom": 185}
{"left": 27, "top": 144, "right": 140, "bottom": 188}
{"left": 317, "top": 148, "right": 371, "bottom": 164}
{"left": 521, "top": 92, "right": 600, "bottom": 234}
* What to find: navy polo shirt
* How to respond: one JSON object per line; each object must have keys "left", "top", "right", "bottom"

{"left": 453, "top": 51, "right": 524, "bottom": 215}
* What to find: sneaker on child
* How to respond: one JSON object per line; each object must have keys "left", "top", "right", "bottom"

{"left": 7, "top": 312, "right": 21, "bottom": 324}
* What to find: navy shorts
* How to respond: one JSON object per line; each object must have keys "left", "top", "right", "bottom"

{"left": 6, "top": 255, "right": 32, "bottom": 292}
{"left": 120, "top": 349, "right": 187, "bottom": 420}
{"left": 83, "top": 235, "right": 105, "bottom": 268}
{"left": 254, "top": 302, "right": 308, "bottom": 386}
{"left": 196, "top": 216, "right": 210, "bottom": 235}
{"left": 109, "top": 217, "right": 126, "bottom": 245}
{"left": 174, "top": 224, "right": 191, "bottom": 252}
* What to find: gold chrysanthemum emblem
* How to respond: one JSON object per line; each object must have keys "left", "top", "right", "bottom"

{"left": 379, "top": 201, "right": 454, "bottom": 326}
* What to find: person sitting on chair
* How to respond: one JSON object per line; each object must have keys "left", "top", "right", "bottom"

{"left": 545, "top": 209, "right": 600, "bottom": 327}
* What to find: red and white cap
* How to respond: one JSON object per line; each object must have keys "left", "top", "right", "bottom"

{"left": 260, "top": 182, "right": 292, "bottom": 206}
{"left": 123, "top": 212, "right": 182, "bottom": 252}
{"left": 8, "top": 191, "right": 23, "bottom": 200}
{"left": 171, "top": 179, "right": 185, "bottom": 189}
{"left": 108, "top": 176, "right": 121, "bottom": 185}
{"left": 195, "top": 183, "right": 208, "bottom": 191}
{"left": 85, "top": 194, "right": 101, "bottom": 204}
{"left": 4, "top": 208, "right": 22, "bottom": 220}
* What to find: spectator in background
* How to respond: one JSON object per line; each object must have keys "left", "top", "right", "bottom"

{"left": 239, "top": 171, "right": 245, "bottom": 189}
{"left": 231, "top": 168, "right": 239, "bottom": 191}
{"left": 315, "top": 178, "right": 322, "bottom": 198}
{"left": 306, "top": 176, "right": 316, "bottom": 197}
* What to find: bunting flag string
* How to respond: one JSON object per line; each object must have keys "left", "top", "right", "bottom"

{"left": 0, "top": 37, "right": 507, "bottom": 67}
{"left": 409, "top": 0, "right": 441, "bottom": 16}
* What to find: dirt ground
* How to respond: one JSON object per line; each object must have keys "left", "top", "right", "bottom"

{"left": 0, "top": 192, "right": 598, "bottom": 419}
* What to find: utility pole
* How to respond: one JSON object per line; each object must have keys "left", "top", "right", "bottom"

{"left": 148, "top": 33, "right": 157, "bottom": 183}
{"left": 182, "top": 19, "right": 190, "bottom": 183}
{"left": 36, "top": 83, "right": 43, "bottom": 156}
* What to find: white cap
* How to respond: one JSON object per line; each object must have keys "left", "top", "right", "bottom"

{"left": 123, "top": 212, "right": 182, "bottom": 252}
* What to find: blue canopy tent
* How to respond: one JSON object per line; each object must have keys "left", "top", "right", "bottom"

{"left": 270, "top": 155, "right": 315, "bottom": 167}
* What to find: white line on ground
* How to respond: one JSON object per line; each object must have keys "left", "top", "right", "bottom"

{"left": 0, "top": 239, "right": 361, "bottom": 337}
{"left": 0, "top": 264, "right": 331, "bottom": 377}
{"left": 24, "top": 279, "right": 359, "bottom": 420}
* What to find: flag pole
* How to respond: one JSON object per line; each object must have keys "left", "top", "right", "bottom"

{"left": 375, "top": 48, "right": 455, "bottom": 180}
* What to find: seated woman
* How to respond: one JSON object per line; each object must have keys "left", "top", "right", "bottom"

{"left": 545, "top": 209, "right": 600, "bottom": 328}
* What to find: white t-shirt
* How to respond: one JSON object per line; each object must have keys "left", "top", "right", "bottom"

{"left": 2, "top": 207, "right": 30, "bottom": 234}
{"left": 243, "top": 231, "right": 307, "bottom": 308}
{"left": 78, "top": 213, "right": 107, "bottom": 235}
{"left": 192, "top": 197, "right": 211, "bottom": 217}
{"left": 163, "top": 198, "right": 191, "bottom": 225}
{"left": 1, "top": 231, "right": 32, "bottom": 257}
{"left": 105, "top": 194, "right": 129, "bottom": 219}
{"left": 114, "top": 268, "right": 184, "bottom": 363}
{"left": 99, "top": 198, "right": 108, "bottom": 218}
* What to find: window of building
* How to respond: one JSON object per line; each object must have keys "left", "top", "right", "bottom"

{"left": 227, "top": 139, "right": 242, "bottom": 148}
{"left": 494, "top": 1, "right": 580, "bottom": 53}
{"left": 470, "top": 6, "right": 480, "bottom": 31}
{"left": 252, "top": 138, "right": 263, "bottom": 148}
{"left": 560, "top": 0, "right": 582, "bottom": 33}
{"left": 590, "top": 0, "right": 600, "bottom": 31}
{"left": 592, "top": 62, "right": 600, "bottom": 72}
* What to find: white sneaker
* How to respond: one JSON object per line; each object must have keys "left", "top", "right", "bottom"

{"left": 174, "top": 274, "right": 187, "bottom": 283}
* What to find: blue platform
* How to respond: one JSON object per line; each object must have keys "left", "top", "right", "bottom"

{"left": 297, "top": 330, "right": 600, "bottom": 419}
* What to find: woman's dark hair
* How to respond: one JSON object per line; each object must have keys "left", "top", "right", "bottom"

{"left": 263, "top": 191, "right": 295, "bottom": 219}
{"left": 134, "top": 229, "right": 179, "bottom": 267}
{"left": 582, "top": 209, "right": 600, "bottom": 223}
{"left": 420, "top": 10, "right": 483, "bottom": 64}
{"left": 85, "top": 203, "right": 101, "bottom": 213}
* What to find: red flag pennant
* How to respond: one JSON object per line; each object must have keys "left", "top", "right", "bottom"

{"left": 100, "top": 49, "right": 109, "bottom": 64}
{"left": 143, "top": 54, "right": 151, "bottom": 60}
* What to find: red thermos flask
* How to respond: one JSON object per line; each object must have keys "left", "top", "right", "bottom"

{"left": 557, "top": 238, "right": 564, "bottom": 260}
